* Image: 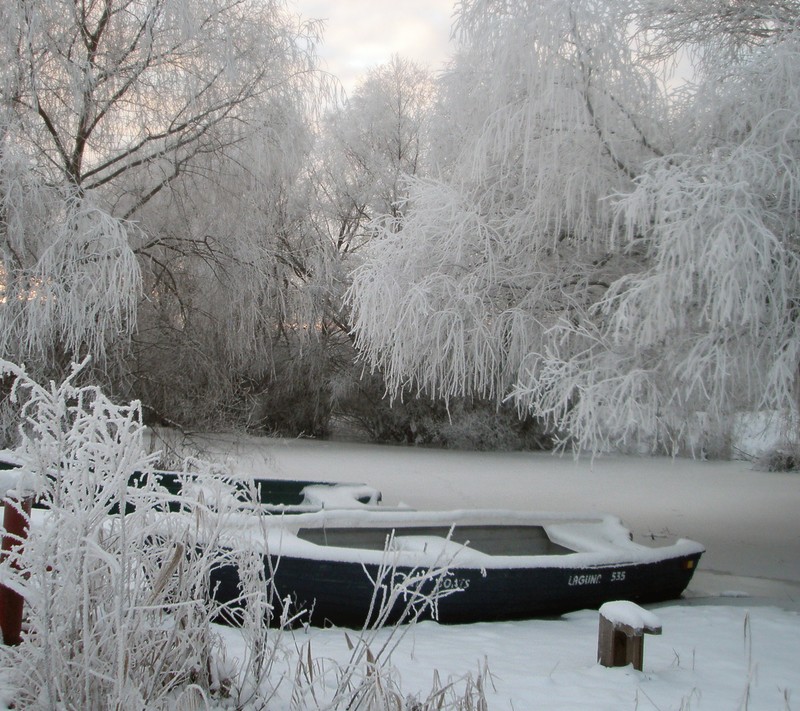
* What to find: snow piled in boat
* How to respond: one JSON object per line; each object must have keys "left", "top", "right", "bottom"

{"left": 300, "top": 483, "right": 381, "bottom": 508}
{"left": 207, "top": 508, "right": 704, "bottom": 569}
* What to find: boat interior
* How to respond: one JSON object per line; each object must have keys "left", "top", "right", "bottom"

{"left": 296, "top": 524, "right": 575, "bottom": 556}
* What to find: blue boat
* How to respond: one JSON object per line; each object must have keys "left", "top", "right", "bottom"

{"left": 209, "top": 507, "right": 704, "bottom": 627}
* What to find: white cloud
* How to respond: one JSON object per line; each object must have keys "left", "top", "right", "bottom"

{"left": 292, "top": 0, "right": 456, "bottom": 93}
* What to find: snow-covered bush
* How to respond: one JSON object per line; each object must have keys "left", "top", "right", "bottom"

{"left": 0, "top": 359, "right": 487, "bottom": 710}
{"left": 0, "top": 359, "right": 280, "bottom": 709}
{"left": 755, "top": 443, "right": 800, "bottom": 472}
{"left": 284, "top": 534, "right": 487, "bottom": 711}
{"left": 330, "top": 369, "right": 551, "bottom": 450}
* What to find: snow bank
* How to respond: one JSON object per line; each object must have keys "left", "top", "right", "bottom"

{"left": 212, "top": 604, "right": 798, "bottom": 711}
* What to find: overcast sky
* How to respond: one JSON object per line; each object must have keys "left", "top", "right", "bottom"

{"left": 292, "top": 0, "right": 457, "bottom": 94}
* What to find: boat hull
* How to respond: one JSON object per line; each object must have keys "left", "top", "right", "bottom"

{"left": 209, "top": 547, "right": 702, "bottom": 627}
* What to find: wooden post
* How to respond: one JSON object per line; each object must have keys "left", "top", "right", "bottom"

{"left": 0, "top": 495, "right": 33, "bottom": 646}
{"left": 598, "top": 601, "right": 662, "bottom": 671}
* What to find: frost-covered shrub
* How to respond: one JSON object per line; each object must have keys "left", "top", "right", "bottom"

{"left": 0, "top": 381, "right": 17, "bottom": 450}
{"left": 428, "top": 400, "right": 553, "bottom": 451}
{"left": 0, "top": 360, "right": 278, "bottom": 709}
{"left": 331, "top": 370, "right": 551, "bottom": 450}
{"left": 284, "top": 535, "right": 488, "bottom": 711}
{"left": 0, "top": 359, "right": 490, "bottom": 710}
{"left": 754, "top": 442, "right": 800, "bottom": 472}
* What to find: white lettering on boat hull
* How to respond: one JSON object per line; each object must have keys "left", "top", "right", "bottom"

{"left": 567, "top": 573, "right": 602, "bottom": 586}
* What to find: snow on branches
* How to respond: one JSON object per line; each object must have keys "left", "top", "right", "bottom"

{"left": 347, "top": 0, "right": 665, "bottom": 421}
{"left": 0, "top": 195, "right": 142, "bottom": 370}
{"left": 348, "top": 0, "right": 800, "bottom": 453}
{"left": 520, "top": 23, "right": 800, "bottom": 452}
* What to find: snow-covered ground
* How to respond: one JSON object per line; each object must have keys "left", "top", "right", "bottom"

{"left": 161, "top": 433, "right": 799, "bottom": 710}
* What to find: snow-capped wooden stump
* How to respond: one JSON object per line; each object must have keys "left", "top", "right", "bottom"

{"left": 597, "top": 601, "right": 662, "bottom": 671}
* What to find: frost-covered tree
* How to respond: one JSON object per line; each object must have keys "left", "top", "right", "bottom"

{"left": 348, "top": 0, "right": 800, "bottom": 454}
{"left": 513, "top": 0, "right": 800, "bottom": 453}
{"left": 312, "top": 55, "right": 434, "bottom": 257}
{"left": 260, "top": 56, "right": 437, "bottom": 438}
{"left": 0, "top": 0, "right": 320, "bottom": 388}
{"left": 127, "top": 98, "right": 323, "bottom": 430}
{"left": 348, "top": 0, "right": 667, "bottom": 409}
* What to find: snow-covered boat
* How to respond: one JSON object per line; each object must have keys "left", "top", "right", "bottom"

{"left": 138, "top": 472, "right": 382, "bottom": 511}
{"left": 0, "top": 453, "right": 704, "bottom": 626}
{"left": 209, "top": 507, "right": 704, "bottom": 627}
